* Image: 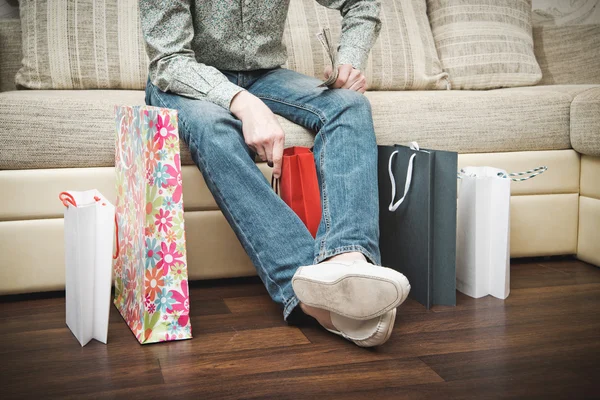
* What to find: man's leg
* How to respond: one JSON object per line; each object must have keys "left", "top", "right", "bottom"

{"left": 247, "top": 68, "right": 381, "bottom": 266}
{"left": 145, "top": 81, "right": 315, "bottom": 320}
{"left": 246, "top": 68, "right": 409, "bottom": 345}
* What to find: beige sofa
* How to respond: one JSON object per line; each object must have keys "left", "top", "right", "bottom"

{"left": 1, "top": 11, "right": 599, "bottom": 295}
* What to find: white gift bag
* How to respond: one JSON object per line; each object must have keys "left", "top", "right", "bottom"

{"left": 59, "top": 190, "right": 115, "bottom": 346}
{"left": 456, "top": 166, "right": 547, "bottom": 300}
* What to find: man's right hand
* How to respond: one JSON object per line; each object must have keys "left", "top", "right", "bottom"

{"left": 230, "top": 91, "right": 285, "bottom": 179}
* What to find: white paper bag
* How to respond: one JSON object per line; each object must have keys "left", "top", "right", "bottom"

{"left": 60, "top": 190, "right": 115, "bottom": 346}
{"left": 456, "top": 166, "right": 546, "bottom": 300}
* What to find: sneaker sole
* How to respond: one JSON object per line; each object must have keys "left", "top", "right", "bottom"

{"left": 292, "top": 270, "right": 410, "bottom": 320}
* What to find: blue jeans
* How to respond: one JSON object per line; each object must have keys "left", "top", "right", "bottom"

{"left": 145, "top": 67, "right": 380, "bottom": 320}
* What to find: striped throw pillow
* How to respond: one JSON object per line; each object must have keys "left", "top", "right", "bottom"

{"left": 427, "top": 0, "right": 542, "bottom": 89}
{"left": 283, "top": 0, "right": 449, "bottom": 90}
{"left": 15, "top": 0, "right": 148, "bottom": 90}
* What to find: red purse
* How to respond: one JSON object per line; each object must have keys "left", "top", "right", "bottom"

{"left": 272, "top": 147, "right": 322, "bottom": 237}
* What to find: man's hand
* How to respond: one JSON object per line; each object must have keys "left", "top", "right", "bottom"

{"left": 230, "top": 91, "right": 285, "bottom": 179}
{"left": 325, "top": 64, "right": 367, "bottom": 93}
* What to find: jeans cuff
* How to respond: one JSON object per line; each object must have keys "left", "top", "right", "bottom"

{"left": 283, "top": 294, "right": 300, "bottom": 321}
{"left": 314, "top": 245, "right": 380, "bottom": 266}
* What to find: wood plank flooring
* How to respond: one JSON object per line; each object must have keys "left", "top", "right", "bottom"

{"left": 0, "top": 258, "right": 599, "bottom": 399}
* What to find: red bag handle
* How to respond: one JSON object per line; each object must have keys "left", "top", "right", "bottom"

{"left": 59, "top": 192, "right": 120, "bottom": 259}
{"left": 59, "top": 192, "right": 77, "bottom": 207}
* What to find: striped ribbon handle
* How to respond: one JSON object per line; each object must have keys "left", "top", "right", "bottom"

{"left": 506, "top": 166, "right": 548, "bottom": 182}
{"left": 457, "top": 166, "right": 547, "bottom": 182}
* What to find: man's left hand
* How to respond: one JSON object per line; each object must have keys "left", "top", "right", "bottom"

{"left": 325, "top": 64, "right": 367, "bottom": 93}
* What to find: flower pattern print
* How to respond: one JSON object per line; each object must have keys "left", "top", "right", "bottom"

{"left": 125, "top": 266, "right": 137, "bottom": 307}
{"left": 171, "top": 263, "right": 185, "bottom": 281}
{"left": 164, "top": 154, "right": 183, "bottom": 203}
{"left": 144, "top": 238, "right": 161, "bottom": 269}
{"left": 165, "top": 136, "right": 179, "bottom": 155}
{"left": 113, "top": 105, "right": 191, "bottom": 344}
{"left": 163, "top": 196, "right": 175, "bottom": 211}
{"left": 155, "top": 209, "right": 173, "bottom": 234}
{"left": 169, "top": 280, "right": 190, "bottom": 328}
{"left": 145, "top": 267, "right": 164, "bottom": 301}
{"left": 155, "top": 288, "right": 176, "bottom": 313}
{"left": 157, "top": 242, "right": 183, "bottom": 275}
{"left": 166, "top": 231, "right": 177, "bottom": 244}
{"left": 153, "top": 162, "right": 171, "bottom": 187}
{"left": 154, "top": 114, "right": 176, "bottom": 148}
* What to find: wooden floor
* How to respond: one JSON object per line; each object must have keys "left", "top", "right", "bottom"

{"left": 1, "top": 258, "right": 599, "bottom": 399}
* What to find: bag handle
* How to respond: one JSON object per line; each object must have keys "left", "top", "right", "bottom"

{"left": 507, "top": 166, "right": 547, "bottom": 182}
{"left": 271, "top": 175, "right": 279, "bottom": 195}
{"left": 457, "top": 166, "right": 547, "bottom": 182}
{"left": 117, "top": 115, "right": 130, "bottom": 171}
{"left": 388, "top": 142, "right": 419, "bottom": 212}
{"left": 59, "top": 192, "right": 77, "bottom": 208}
{"left": 58, "top": 192, "right": 120, "bottom": 259}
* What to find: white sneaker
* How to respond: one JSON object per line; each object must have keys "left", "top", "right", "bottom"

{"left": 327, "top": 309, "right": 397, "bottom": 347}
{"left": 292, "top": 259, "right": 410, "bottom": 320}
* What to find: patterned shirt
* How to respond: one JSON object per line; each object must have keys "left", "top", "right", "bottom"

{"left": 140, "top": 0, "right": 381, "bottom": 110}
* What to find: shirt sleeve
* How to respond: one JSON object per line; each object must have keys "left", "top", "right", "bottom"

{"left": 139, "top": 0, "right": 244, "bottom": 110}
{"left": 316, "top": 0, "right": 382, "bottom": 71}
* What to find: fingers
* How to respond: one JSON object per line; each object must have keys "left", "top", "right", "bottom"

{"left": 342, "top": 69, "right": 362, "bottom": 89}
{"left": 334, "top": 64, "right": 353, "bottom": 88}
{"left": 272, "top": 133, "right": 284, "bottom": 179}
{"left": 246, "top": 126, "right": 284, "bottom": 175}
{"left": 333, "top": 64, "right": 367, "bottom": 92}
{"left": 348, "top": 76, "right": 367, "bottom": 93}
{"left": 264, "top": 136, "right": 274, "bottom": 166}
{"left": 324, "top": 65, "right": 332, "bottom": 79}
{"left": 255, "top": 145, "right": 267, "bottom": 163}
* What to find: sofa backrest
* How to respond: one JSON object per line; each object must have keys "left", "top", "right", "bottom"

{"left": 531, "top": 1, "right": 600, "bottom": 85}
{"left": 0, "top": 18, "right": 21, "bottom": 92}
{"left": 1, "top": 4, "right": 599, "bottom": 93}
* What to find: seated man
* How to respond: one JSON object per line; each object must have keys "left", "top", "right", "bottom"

{"left": 140, "top": 0, "right": 410, "bottom": 347}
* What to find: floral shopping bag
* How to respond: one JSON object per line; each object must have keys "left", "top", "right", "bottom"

{"left": 113, "top": 105, "right": 192, "bottom": 344}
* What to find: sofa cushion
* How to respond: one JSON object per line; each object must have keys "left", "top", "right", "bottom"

{"left": 571, "top": 87, "right": 600, "bottom": 157}
{"left": 1, "top": 85, "right": 598, "bottom": 170}
{"left": 0, "top": 89, "right": 313, "bottom": 169}
{"left": 15, "top": 0, "right": 149, "bottom": 90}
{"left": 427, "top": 0, "right": 542, "bottom": 89}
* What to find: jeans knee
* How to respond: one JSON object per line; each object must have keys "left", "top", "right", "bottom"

{"left": 337, "top": 89, "right": 372, "bottom": 114}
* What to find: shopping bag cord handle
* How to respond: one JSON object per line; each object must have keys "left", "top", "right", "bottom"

{"left": 507, "top": 166, "right": 547, "bottom": 181}
{"left": 388, "top": 151, "right": 416, "bottom": 212}
{"left": 58, "top": 192, "right": 119, "bottom": 259}
{"left": 457, "top": 166, "right": 547, "bottom": 182}
{"left": 117, "top": 115, "right": 130, "bottom": 171}
{"left": 271, "top": 175, "right": 279, "bottom": 195}
{"left": 59, "top": 192, "right": 77, "bottom": 207}
{"left": 113, "top": 215, "right": 119, "bottom": 259}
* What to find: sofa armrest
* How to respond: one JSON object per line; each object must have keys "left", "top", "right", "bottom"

{"left": 571, "top": 87, "right": 600, "bottom": 157}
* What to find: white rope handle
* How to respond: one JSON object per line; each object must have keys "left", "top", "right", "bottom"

{"left": 457, "top": 166, "right": 547, "bottom": 182}
{"left": 388, "top": 142, "right": 420, "bottom": 212}
{"left": 118, "top": 115, "right": 130, "bottom": 171}
{"left": 508, "top": 166, "right": 547, "bottom": 182}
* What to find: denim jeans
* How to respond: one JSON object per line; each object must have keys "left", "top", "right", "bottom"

{"left": 145, "top": 67, "right": 380, "bottom": 320}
